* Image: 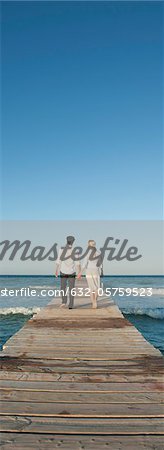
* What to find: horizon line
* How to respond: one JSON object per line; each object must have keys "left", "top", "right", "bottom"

{"left": 0, "top": 274, "right": 163, "bottom": 278}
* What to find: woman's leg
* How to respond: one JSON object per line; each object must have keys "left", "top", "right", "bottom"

{"left": 90, "top": 292, "right": 94, "bottom": 308}
{"left": 92, "top": 274, "right": 100, "bottom": 308}
{"left": 86, "top": 273, "right": 99, "bottom": 308}
{"left": 92, "top": 292, "right": 97, "bottom": 308}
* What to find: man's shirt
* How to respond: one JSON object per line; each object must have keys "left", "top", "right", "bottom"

{"left": 56, "top": 246, "right": 80, "bottom": 275}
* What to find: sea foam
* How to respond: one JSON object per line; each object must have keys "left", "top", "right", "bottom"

{"left": 122, "top": 307, "right": 164, "bottom": 320}
{"left": 0, "top": 307, "right": 41, "bottom": 315}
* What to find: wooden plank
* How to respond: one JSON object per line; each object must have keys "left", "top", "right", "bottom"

{"left": 34, "top": 308, "right": 123, "bottom": 318}
{"left": 5, "top": 328, "right": 145, "bottom": 335}
{"left": 24, "top": 319, "right": 132, "bottom": 330}
{"left": 3, "top": 335, "right": 152, "bottom": 342}
{"left": 3, "top": 342, "right": 156, "bottom": 350}
{"left": 8, "top": 339, "right": 150, "bottom": 346}
{"left": 0, "top": 434, "right": 164, "bottom": 450}
{"left": 3, "top": 333, "right": 145, "bottom": 342}
{"left": 0, "top": 360, "right": 163, "bottom": 374}
{"left": 4, "top": 346, "right": 151, "bottom": 355}
{"left": 4, "top": 340, "right": 159, "bottom": 351}
{"left": 0, "top": 401, "right": 163, "bottom": 417}
{"left": 1, "top": 358, "right": 157, "bottom": 368}
{"left": 1, "top": 389, "right": 163, "bottom": 403}
{"left": 1, "top": 416, "right": 164, "bottom": 434}
{"left": 0, "top": 370, "right": 163, "bottom": 383}
{"left": 4, "top": 339, "right": 148, "bottom": 346}
{"left": 8, "top": 323, "right": 143, "bottom": 330}
{"left": 4, "top": 345, "right": 154, "bottom": 353}
{"left": 0, "top": 379, "right": 163, "bottom": 392}
{"left": 3, "top": 333, "right": 148, "bottom": 339}
{"left": 3, "top": 353, "right": 160, "bottom": 361}
{"left": 3, "top": 338, "right": 154, "bottom": 346}
{"left": 1, "top": 355, "right": 163, "bottom": 364}
{"left": 3, "top": 339, "right": 150, "bottom": 347}
{"left": 3, "top": 342, "right": 152, "bottom": 349}
{"left": 3, "top": 328, "right": 140, "bottom": 334}
{"left": 22, "top": 338, "right": 152, "bottom": 343}
{"left": 2, "top": 351, "right": 160, "bottom": 359}
{"left": 9, "top": 328, "right": 148, "bottom": 335}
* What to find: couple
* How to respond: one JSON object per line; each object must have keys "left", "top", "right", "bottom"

{"left": 55, "top": 236, "right": 102, "bottom": 309}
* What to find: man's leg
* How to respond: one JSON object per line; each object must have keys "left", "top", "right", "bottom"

{"left": 60, "top": 272, "right": 68, "bottom": 305}
{"left": 68, "top": 274, "right": 76, "bottom": 309}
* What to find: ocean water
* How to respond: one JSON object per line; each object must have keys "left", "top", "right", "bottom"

{"left": 0, "top": 275, "right": 164, "bottom": 355}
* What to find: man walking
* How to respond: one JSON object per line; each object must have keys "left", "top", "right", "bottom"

{"left": 55, "top": 236, "right": 80, "bottom": 309}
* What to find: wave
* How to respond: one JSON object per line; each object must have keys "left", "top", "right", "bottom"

{"left": 0, "top": 305, "right": 164, "bottom": 320}
{"left": 122, "top": 307, "right": 164, "bottom": 320}
{"left": 0, "top": 307, "right": 41, "bottom": 316}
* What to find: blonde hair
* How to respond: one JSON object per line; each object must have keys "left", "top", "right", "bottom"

{"left": 88, "top": 240, "right": 96, "bottom": 247}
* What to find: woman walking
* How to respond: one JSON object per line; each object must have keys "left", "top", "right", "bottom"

{"left": 78, "top": 240, "right": 102, "bottom": 309}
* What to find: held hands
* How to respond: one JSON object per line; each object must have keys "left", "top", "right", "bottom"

{"left": 77, "top": 272, "right": 82, "bottom": 279}
{"left": 55, "top": 271, "right": 58, "bottom": 277}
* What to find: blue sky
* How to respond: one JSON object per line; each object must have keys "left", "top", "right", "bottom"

{"left": 1, "top": 1, "right": 163, "bottom": 220}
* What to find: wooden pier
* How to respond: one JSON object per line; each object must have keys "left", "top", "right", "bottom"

{"left": 0, "top": 279, "right": 164, "bottom": 449}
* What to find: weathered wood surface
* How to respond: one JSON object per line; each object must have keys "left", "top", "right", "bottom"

{"left": 0, "top": 279, "right": 164, "bottom": 449}
{"left": 0, "top": 434, "right": 164, "bottom": 450}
